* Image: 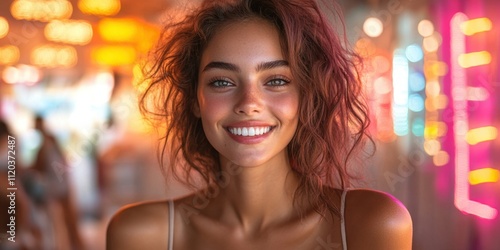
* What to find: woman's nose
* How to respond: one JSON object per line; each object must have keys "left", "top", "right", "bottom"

{"left": 233, "top": 84, "right": 264, "bottom": 115}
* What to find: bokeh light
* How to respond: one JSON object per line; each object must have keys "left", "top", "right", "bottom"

{"left": 363, "top": 17, "right": 384, "bottom": 37}
{"left": 0, "top": 16, "right": 8, "bottom": 38}
{"left": 418, "top": 19, "right": 434, "bottom": 37}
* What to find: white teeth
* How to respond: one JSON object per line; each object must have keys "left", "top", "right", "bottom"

{"left": 228, "top": 126, "right": 272, "bottom": 136}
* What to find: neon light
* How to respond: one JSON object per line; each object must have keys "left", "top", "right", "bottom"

{"left": 451, "top": 12, "right": 497, "bottom": 220}
{"left": 458, "top": 51, "right": 492, "bottom": 68}
{"left": 392, "top": 49, "right": 409, "bottom": 136}
{"left": 469, "top": 168, "right": 500, "bottom": 185}
{"left": 460, "top": 17, "right": 492, "bottom": 36}
{"left": 465, "top": 126, "right": 498, "bottom": 145}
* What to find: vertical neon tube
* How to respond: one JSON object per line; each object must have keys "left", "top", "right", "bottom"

{"left": 450, "top": 12, "right": 497, "bottom": 219}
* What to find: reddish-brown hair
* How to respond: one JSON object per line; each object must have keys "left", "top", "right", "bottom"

{"left": 140, "top": 0, "right": 371, "bottom": 216}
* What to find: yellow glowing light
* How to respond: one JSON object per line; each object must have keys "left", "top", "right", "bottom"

{"left": 98, "top": 18, "right": 139, "bottom": 42}
{"left": 465, "top": 126, "right": 498, "bottom": 145}
{"left": 0, "top": 17, "right": 8, "bottom": 38}
{"left": 467, "top": 87, "right": 489, "bottom": 101}
{"left": 11, "top": 0, "right": 72, "bottom": 22}
{"left": 433, "top": 151, "right": 449, "bottom": 167}
{"left": 458, "top": 51, "right": 491, "bottom": 68}
{"left": 363, "top": 17, "right": 384, "bottom": 38}
{"left": 418, "top": 20, "right": 434, "bottom": 37}
{"left": 460, "top": 18, "right": 492, "bottom": 36}
{"left": 0, "top": 45, "right": 20, "bottom": 65}
{"left": 45, "top": 20, "right": 93, "bottom": 45}
{"left": 31, "top": 45, "right": 77, "bottom": 68}
{"left": 78, "top": 0, "right": 120, "bottom": 16}
{"left": 91, "top": 45, "right": 136, "bottom": 66}
{"left": 469, "top": 168, "right": 500, "bottom": 185}
{"left": 424, "top": 121, "right": 448, "bottom": 139}
{"left": 424, "top": 139, "right": 441, "bottom": 156}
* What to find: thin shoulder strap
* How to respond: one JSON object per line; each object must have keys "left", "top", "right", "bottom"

{"left": 340, "top": 189, "right": 348, "bottom": 250}
{"left": 168, "top": 200, "right": 174, "bottom": 250}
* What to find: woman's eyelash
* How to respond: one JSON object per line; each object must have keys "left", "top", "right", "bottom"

{"left": 266, "top": 77, "right": 291, "bottom": 87}
{"left": 209, "top": 78, "right": 233, "bottom": 88}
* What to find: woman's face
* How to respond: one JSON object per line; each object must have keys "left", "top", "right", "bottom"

{"left": 196, "top": 19, "right": 299, "bottom": 167}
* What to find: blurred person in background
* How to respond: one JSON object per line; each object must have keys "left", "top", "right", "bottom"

{"left": 31, "top": 115, "right": 84, "bottom": 250}
{"left": 0, "top": 119, "right": 41, "bottom": 249}
{"left": 107, "top": 0, "right": 413, "bottom": 249}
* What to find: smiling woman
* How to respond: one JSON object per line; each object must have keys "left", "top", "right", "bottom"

{"left": 106, "top": 0, "right": 413, "bottom": 249}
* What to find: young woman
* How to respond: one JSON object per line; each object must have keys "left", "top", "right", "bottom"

{"left": 107, "top": 0, "right": 413, "bottom": 249}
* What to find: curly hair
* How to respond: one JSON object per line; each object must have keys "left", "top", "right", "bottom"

{"left": 140, "top": 0, "right": 371, "bottom": 216}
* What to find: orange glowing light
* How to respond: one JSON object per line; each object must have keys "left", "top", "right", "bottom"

{"left": 0, "top": 45, "right": 20, "bottom": 65}
{"left": 98, "top": 18, "right": 139, "bottom": 42}
{"left": 418, "top": 20, "right": 434, "bottom": 37}
{"left": 0, "top": 17, "right": 8, "bottom": 38}
{"left": 433, "top": 151, "right": 449, "bottom": 167}
{"left": 424, "top": 139, "right": 441, "bottom": 156}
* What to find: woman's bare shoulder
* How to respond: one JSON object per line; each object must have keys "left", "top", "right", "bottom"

{"left": 106, "top": 200, "right": 170, "bottom": 249}
{"left": 344, "top": 189, "right": 413, "bottom": 250}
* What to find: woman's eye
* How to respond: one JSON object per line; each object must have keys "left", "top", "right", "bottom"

{"left": 267, "top": 78, "right": 290, "bottom": 87}
{"left": 210, "top": 80, "right": 233, "bottom": 88}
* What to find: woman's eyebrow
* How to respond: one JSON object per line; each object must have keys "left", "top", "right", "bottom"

{"left": 202, "top": 61, "right": 240, "bottom": 72}
{"left": 256, "top": 60, "right": 289, "bottom": 71}
{"left": 202, "top": 60, "right": 289, "bottom": 73}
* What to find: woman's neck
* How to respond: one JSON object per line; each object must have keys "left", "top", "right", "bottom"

{"left": 215, "top": 150, "right": 300, "bottom": 234}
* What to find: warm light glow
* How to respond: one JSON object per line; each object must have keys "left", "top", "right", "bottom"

{"left": 91, "top": 45, "right": 136, "bottom": 66}
{"left": 372, "top": 56, "right": 391, "bottom": 74}
{"left": 363, "top": 17, "right": 384, "bottom": 37}
{"left": 460, "top": 17, "right": 492, "bottom": 36}
{"left": 373, "top": 77, "right": 392, "bottom": 95}
{"left": 78, "top": 0, "right": 120, "bottom": 16}
{"left": 45, "top": 20, "right": 93, "bottom": 45}
{"left": 1, "top": 64, "right": 41, "bottom": 84}
{"left": 423, "top": 35, "right": 439, "bottom": 52}
{"left": 11, "top": 0, "right": 72, "bottom": 22}
{"left": 458, "top": 200, "right": 498, "bottom": 220}
{"left": 424, "top": 139, "right": 442, "bottom": 156}
{"left": 98, "top": 18, "right": 139, "bottom": 42}
{"left": 458, "top": 51, "right": 491, "bottom": 68}
{"left": 2, "top": 66, "right": 19, "bottom": 84}
{"left": 467, "top": 87, "right": 489, "bottom": 101}
{"left": 355, "top": 38, "right": 376, "bottom": 58}
{"left": 363, "top": 17, "right": 383, "bottom": 38}
{"left": 426, "top": 80, "right": 440, "bottom": 97}
{"left": 0, "top": 17, "right": 8, "bottom": 38}
{"left": 418, "top": 19, "right": 434, "bottom": 37}
{"left": 465, "top": 126, "right": 498, "bottom": 145}
{"left": 0, "top": 45, "right": 20, "bottom": 65}
{"left": 31, "top": 45, "right": 78, "bottom": 68}
{"left": 425, "top": 61, "right": 448, "bottom": 77}
{"left": 433, "top": 150, "right": 449, "bottom": 166}
{"left": 469, "top": 168, "right": 500, "bottom": 185}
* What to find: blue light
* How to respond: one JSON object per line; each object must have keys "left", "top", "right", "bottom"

{"left": 409, "top": 72, "right": 426, "bottom": 92}
{"left": 409, "top": 94, "right": 425, "bottom": 112}
{"left": 412, "top": 117, "right": 425, "bottom": 137}
{"left": 406, "top": 44, "right": 424, "bottom": 63}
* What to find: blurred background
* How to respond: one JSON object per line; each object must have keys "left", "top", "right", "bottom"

{"left": 0, "top": 0, "right": 498, "bottom": 249}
